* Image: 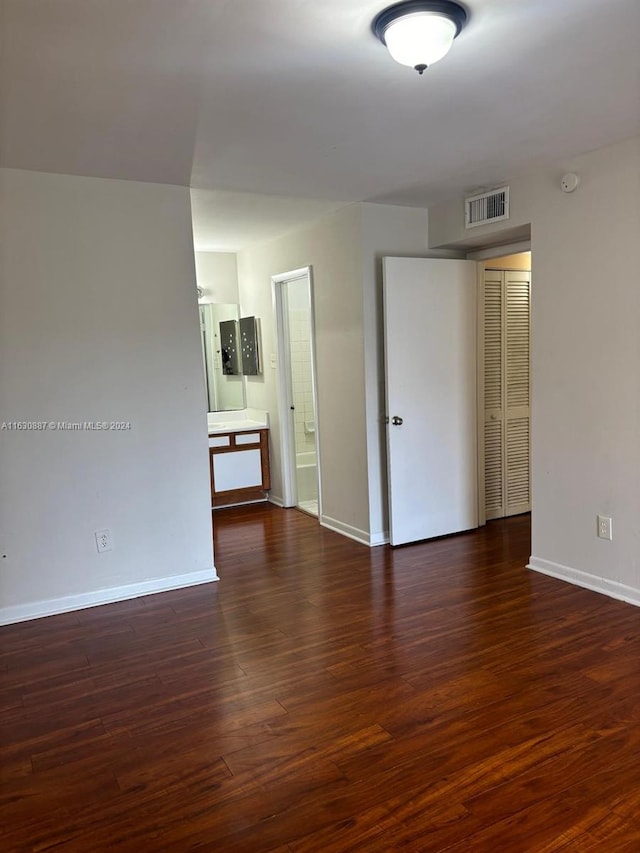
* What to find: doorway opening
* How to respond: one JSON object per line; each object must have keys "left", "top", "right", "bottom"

{"left": 381, "top": 244, "right": 531, "bottom": 547}
{"left": 476, "top": 250, "right": 532, "bottom": 525}
{"left": 272, "top": 267, "right": 321, "bottom": 518}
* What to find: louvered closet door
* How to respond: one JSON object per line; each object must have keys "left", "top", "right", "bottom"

{"left": 483, "top": 270, "right": 504, "bottom": 519}
{"left": 483, "top": 268, "right": 531, "bottom": 519}
{"left": 505, "top": 271, "right": 531, "bottom": 515}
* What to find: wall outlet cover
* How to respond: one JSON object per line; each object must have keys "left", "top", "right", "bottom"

{"left": 597, "top": 515, "right": 612, "bottom": 541}
{"left": 95, "top": 529, "right": 113, "bottom": 553}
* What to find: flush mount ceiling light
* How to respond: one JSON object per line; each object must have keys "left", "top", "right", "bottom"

{"left": 373, "top": 0, "right": 467, "bottom": 74}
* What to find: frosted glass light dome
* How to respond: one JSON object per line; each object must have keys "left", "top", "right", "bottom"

{"left": 373, "top": 1, "right": 467, "bottom": 74}
{"left": 384, "top": 13, "right": 457, "bottom": 68}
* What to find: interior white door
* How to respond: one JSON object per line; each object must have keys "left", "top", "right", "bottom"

{"left": 383, "top": 257, "right": 478, "bottom": 546}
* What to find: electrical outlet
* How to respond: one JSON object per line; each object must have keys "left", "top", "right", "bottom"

{"left": 95, "top": 529, "right": 113, "bottom": 553}
{"left": 597, "top": 515, "right": 612, "bottom": 541}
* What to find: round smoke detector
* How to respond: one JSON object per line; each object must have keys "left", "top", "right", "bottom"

{"left": 561, "top": 173, "right": 580, "bottom": 193}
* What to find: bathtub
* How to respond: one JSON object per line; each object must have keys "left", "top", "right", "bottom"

{"left": 296, "top": 450, "right": 318, "bottom": 502}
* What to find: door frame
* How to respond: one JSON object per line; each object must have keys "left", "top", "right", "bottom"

{"left": 271, "top": 266, "right": 322, "bottom": 514}
{"left": 467, "top": 240, "right": 531, "bottom": 526}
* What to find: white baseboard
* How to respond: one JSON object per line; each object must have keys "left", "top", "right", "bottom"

{"left": 0, "top": 567, "right": 219, "bottom": 627}
{"left": 528, "top": 556, "right": 640, "bottom": 608}
{"left": 320, "top": 514, "right": 383, "bottom": 547}
{"left": 268, "top": 501, "right": 387, "bottom": 546}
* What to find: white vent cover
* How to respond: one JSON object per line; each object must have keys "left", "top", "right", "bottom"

{"left": 465, "top": 186, "right": 510, "bottom": 229}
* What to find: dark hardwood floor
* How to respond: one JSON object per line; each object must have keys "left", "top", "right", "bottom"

{"left": 2, "top": 505, "right": 640, "bottom": 851}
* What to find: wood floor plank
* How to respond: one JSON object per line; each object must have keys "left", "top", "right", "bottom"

{"left": 2, "top": 506, "right": 640, "bottom": 850}
{"left": 289, "top": 806, "right": 417, "bottom": 853}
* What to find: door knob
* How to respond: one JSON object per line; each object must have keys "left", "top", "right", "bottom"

{"left": 391, "top": 416, "right": 403, "bottom": 426}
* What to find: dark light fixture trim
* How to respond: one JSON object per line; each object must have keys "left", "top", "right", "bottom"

{"left": 373, "top": 0, "right": 468, "bottom": 74}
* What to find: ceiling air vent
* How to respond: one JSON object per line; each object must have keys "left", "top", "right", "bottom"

{"left": 465, "top": 186, "right": 510, "bottom": 229}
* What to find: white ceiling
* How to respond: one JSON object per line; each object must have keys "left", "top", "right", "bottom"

{"left": 2, "top": 0, "right": 639, "bottom": 249}
{"left": 191, "top": 188, "right": 346, "bottom": 252}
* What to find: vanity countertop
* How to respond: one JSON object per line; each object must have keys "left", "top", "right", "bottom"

{"left": 208, "top": 419, "right": 267, "bottom": 435}
{"left": 207, "top": 409, "right": 269, "bottom": 436}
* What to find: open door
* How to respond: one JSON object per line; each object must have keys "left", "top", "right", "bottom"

{"left": 272, "top": 267, "right": 321, "bottom": 517}
{"left": 383, "top": 257, "right": 478, "bottom": 546}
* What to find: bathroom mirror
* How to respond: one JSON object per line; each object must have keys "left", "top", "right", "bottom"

{"left": 199, "top": 303, "right": 246, "bottom": 412}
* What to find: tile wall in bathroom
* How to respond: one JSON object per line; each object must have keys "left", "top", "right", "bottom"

{"left": 287, "top": 308, "right": 316, "bottom": 454}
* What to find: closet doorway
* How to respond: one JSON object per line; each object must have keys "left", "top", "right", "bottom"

{"left": 272, "top": 267, "right": 321, "bottom": 518}
{"left": 478, "top": 252, "right": 531, "bottom": 522}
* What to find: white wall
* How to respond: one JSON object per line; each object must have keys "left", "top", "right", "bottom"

{"left": 361, "top": 204, "right": 428, "bottom": 543}
{"left": 428, "top": 175, "right": 536, "bottom": 251}
{"left": 429, "top": 135, "right": 640, "bottom": 605}
{"left": 0, "top": 169, "right": 215, "bottom": 625}
{"left": 237, "top": 205, "right": 370, "bottom": 542}
{"left": 194, "top": 251, "right": 239, "bottom": 303}
{"left": 236, "top": 201, "right": 463, "bottom": 545}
